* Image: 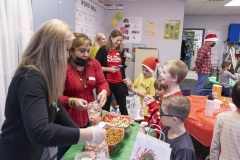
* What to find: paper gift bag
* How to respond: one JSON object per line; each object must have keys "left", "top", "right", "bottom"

{"left": 129, "top": 95, "right": 144, "bottom": 120}
{"left": 130, "top": 132, "right": 171, "bottom": 160}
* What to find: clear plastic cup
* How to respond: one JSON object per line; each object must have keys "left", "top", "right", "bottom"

{"left": 87, "top": 101, "right": 101, "bottom": 125}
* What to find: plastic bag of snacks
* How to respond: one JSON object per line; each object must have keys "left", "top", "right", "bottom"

{"left": 85, "top": 140, "right": 110, "bottom": 160}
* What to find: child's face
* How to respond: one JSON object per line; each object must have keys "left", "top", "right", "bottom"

{"left": 160, "top": 65, "right": 175, "bottom": 85}
{"left": 155, "top": 88, "right": 165, "bottom": 97}
{"left": 142, "top": 67, "right": 152, "bottom": 78}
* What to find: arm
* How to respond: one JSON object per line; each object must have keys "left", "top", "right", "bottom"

{"left": 227, "top": 70, "right": 238, "bottom": 80}
{"left": 96, "top": 46, "right": 118, "bottom": 73}
{"left": 123, "top": 51, "right": 132, "bottom": 66}
{"left": 210, "top": 115, "right": 222, "bottom": 160}
{"left": 18, "top": 73, "right": 79, "bottom": 147}
{"left": 195, "top": 47, "right": 205, "bottom": 68}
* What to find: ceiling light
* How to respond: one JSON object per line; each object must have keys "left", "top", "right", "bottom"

{"left": 225, "top": 0, "right": 240, "bottom": 6}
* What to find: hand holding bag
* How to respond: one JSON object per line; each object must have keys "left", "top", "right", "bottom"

{"left": 129, "top": 95, "right": 144, "bottom": 120}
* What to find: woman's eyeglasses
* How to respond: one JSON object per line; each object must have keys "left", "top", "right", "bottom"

{"left": 160, "top": 108, "right": 184, "bottom": 121}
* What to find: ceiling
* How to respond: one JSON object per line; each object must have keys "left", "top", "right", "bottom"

{"left": 106, "top": 0, "right": 240, "bottom": 14}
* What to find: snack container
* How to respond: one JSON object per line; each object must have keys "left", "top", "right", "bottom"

{"left": 85, "top": 141, "right": 110, "bottom": 160}
{"left": 100, "top": 113, "right": 131, "bottom": 128}
{"left": 74, "top": 151, "right": 96, "bottom": 160}
{"left": 105, "top": 126, "right": 124, "bottom": 152}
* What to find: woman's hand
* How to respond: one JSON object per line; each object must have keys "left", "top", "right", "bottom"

{"left": 124, "top": 52, "right": 132, "bottom": 59}
{"left": 75, "top": 98, "right": 88, "bottom": 110}
{"left": 97, "top": 89, "right": 107, "bottom": 107}
{"left": 123, "top": 77, "right": 133, "bottom": 86}
{"left": 109, "top": 66, "right": 118, "bottom": 73}
{"left": 79, "top": 126, "right": 106, "bottom": 144}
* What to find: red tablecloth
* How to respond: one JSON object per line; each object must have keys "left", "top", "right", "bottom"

{"left": 185, "top": 95, "right": 218, "bottom": 147}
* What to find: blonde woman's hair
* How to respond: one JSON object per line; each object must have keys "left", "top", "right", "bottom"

{"left": 164, "top": 60, "right": 188, "bottom": 84}
{"left": 15, "top": 19, "right": 74, "bottom": 105}
{"left": 70, "top": 32, "right": 92, "bottom": 53}
{"left": 93, "top": 33, "right": 105, "bottom": 47}
{"left": 105, "top": 29, "right": 123, "bottom": 52}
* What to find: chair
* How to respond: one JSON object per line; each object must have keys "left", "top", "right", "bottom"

{"left": 181, "top": 89, "right": 191, "bottom": 96}
{"left": 199, "top": 89, "right": 212, "bottom": 96}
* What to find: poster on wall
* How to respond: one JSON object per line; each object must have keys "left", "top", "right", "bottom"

{"left": 122, "top": 17, "right": 143, "bottom": 43}
{"left": 131, "top": 44, "right": 146, "bottom": 62}
{"left": 76, "top": 0, "right": 105, "bottom": 41}
{"left": 146, "top": 20, "right": 157, "bottom": 36}
{"left": 164, "top": 20, "right": 180, "bottom": 40}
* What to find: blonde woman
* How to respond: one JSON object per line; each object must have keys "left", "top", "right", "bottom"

{"left": 0, "top": 19, "right": 106, "bottom": 160}
{"left": 90, "top": 33, "right": 107, "bottom": 58}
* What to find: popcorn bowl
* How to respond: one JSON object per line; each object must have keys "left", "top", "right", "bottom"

{"left": 105, "top": 126, "right": 124, "bottom": 152}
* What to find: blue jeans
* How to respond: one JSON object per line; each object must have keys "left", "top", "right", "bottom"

{"left": 222, "top": 86, "right": 231, "bottom": 97}
{"left": 194, "top": 72, "right": 208, "bottom": 95}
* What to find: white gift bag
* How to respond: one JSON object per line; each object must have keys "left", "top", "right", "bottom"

{"left": 130, "top": 124, "right": 171, "bottom": 160}
{"left": 129, "top": 95, "right": 144, "bottom": 120}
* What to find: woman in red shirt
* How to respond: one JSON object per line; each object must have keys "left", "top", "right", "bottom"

{"left": 96, "top": 29, "right": 132, "bottom": 115}
{"left": 58, "top": 33, "right": 110, "bottom": 159}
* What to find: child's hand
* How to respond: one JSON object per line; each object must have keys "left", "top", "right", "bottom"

{"left": 144, "top": 95, "right": 155, "bottom": 105}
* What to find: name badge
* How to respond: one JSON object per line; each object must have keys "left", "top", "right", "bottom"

{"left": 89, "top": 77, "right": 96, "bottom": 81}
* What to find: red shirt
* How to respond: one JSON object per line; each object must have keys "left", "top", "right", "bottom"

{"left": 106, "top": 49, "right": 122, "bottom": 83}
{"left": 195, "top": 44, "right": 212, "bottom": 76}
{"left": 59, "top": 59, "right": 110, "bottom": 127}
{"left": 146, "top": 90, "right": 183, "bottom": 132}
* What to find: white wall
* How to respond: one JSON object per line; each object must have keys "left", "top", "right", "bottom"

{"left": 106, "top": 0, "right": 185, "bottom": 81}
{"left": 183, "top": 14, "right": 240, "bottom": 65}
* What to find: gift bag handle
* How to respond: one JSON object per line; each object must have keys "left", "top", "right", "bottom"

{"left": 147, "top": 124, "right": 165, "bottom": 142}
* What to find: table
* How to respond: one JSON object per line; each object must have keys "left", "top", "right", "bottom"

{"left": 207, "top": 76, "right": 236, "bottom": 89}
{"left": 62, "top": 121, "right": 140, "bottom": 160}
{"left": 185, "top": 95, "right": 233, "bottom": 147}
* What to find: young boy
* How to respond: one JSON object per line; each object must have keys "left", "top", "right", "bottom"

{"left": 144, "top": 60, "right": 188, "bottom": 127}
{"left": 124, "top": 56, "right": 159, "bottom": 102}
{"left": 160, "top": 95, "right": 195, "bottom": 160}
{"left": 210, "top": 81, "right": 240, "bottom": 160}
{"left": 219, "top": 61, "right": 239, "bottom": 97}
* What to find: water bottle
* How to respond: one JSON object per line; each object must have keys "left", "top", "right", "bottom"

{"left": 205, "top": 94, "right": 214, "bottom": 116}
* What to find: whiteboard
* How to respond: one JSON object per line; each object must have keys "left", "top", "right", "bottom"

{"left": 134, "top": 48, "right": 159, "bottom": 80}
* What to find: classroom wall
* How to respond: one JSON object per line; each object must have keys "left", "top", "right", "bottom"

{"left": 105, "top": 0, "right": 185, "bottom": 81}
{"left": 32, "top": 0, "right": 76, "bottom": 31}
{"left": 183, "top": 14, "right": 240, "bottom": 65}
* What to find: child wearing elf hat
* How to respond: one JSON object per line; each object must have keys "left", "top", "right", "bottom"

{"left": 123, "top": 57, "right": 159, "bottom": 121}
{"left": 123, "top": 56, "right": 159, "bottom": 102}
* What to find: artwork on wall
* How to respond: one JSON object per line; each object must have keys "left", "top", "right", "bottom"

{"left": 122, "top": 17, "right": 143, "bottom": 43}
{"left": 146, "top": 20, "right": 157, "bottom": 36}
{"left": 164, "top": 20, "right": 180, "bottom": 40}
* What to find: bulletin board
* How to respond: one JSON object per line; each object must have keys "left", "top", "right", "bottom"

{"left": 134, "top": 48, "right": 159, "bottom": 80}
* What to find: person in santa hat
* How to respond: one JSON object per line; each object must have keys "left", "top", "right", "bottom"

{"left": 193, "top": 34, "right": 218, "bottom": 95}
{"left": 123, "top": 57, "right": 159, "bottom": 121}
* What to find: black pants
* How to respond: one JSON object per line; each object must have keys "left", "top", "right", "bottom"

{"left": 103, "top": 82, "right": 128, "bottom": 115}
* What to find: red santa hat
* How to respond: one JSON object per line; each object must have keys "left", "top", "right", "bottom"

{"left": 142, "top": 57, "right": 159, "bottom": 73}
{"left": 205, "top": 34, "right": 218, "bottom": 42}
